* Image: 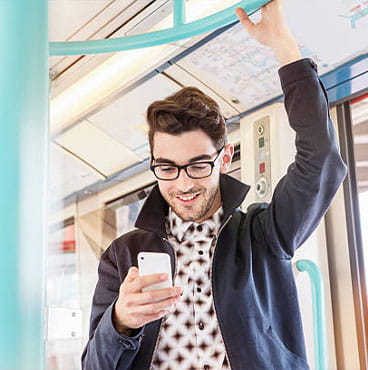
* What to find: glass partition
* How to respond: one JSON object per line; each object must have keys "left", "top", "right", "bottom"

{"left": 351, "top": 94, "right": 368, "bottom": 289}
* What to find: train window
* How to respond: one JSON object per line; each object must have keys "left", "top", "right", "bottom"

{"left": 46, "top": 219, "right": 81, "bottom": 369}
{"left": 316, "top": 97, "right": 368, "bottom": 369}
{"left": 351, "top": 94, "right": 368, "bottom": 286}
{"left": 106, "top": 185, "right": 154, "bottom": 238}
{"left": 334, "top": 93, "right": 368, "bottom": 368}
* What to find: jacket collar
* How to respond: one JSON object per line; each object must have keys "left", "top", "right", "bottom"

{"left": 134, "top": 173, "right": 250, "bottom": 238}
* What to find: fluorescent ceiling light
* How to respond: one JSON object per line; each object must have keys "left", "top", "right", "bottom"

{"left": 50, "top": 0, "right": 240, "bottom": 136}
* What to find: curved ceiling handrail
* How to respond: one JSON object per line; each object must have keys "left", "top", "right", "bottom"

{"left": 49, "top": 0, "right": 270, "bottom": 56}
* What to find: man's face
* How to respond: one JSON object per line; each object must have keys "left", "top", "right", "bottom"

{"left": 152, "top": 130, "right": 233, "bottom": 223}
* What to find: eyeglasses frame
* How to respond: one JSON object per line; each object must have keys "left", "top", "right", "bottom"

{"left": 150, "top": 146, "right": 225, "bottom": 181}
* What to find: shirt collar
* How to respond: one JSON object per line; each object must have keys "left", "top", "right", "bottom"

{"left": 167, "top": 207, "right": 224, "bottom": 242}
{"left": 135, "top": 174, "right": 250, "bottom": 238}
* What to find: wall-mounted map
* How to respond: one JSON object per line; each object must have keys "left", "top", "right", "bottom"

{"left": 337, "top": 0, "right": 368, "bottom": 29}
{"left": 286, "top": 0, "right": 368, "bottom": 65}
{"left": 178, "top": 0, "right": 368, "bottom": 112}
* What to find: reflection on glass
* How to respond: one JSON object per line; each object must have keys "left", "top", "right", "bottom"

{"left": 351, "top": 94, "right": 368, "bottom": 287}
{"left": 46, "top": 221, "right": 82, "bottom": 369}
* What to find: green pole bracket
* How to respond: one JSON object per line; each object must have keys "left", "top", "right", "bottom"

{"left": 296, "top": 259, "right": 328, "bottom": 370}
{"left": 50, "top": 0, "right": 271, "bottom": 56}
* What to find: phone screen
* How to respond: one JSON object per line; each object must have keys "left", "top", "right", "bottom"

{"left": 138, "top": 252, "right": 172, "bottom": 292}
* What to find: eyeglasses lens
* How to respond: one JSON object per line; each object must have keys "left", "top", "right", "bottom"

{"left": 154, "top": 163, "right": 212, "bottom": 180}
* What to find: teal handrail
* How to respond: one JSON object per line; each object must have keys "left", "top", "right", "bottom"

{"left": 296, "top": 259, "right": 327, "bottom": 370}
{"left": 49, "top": 0, "right": 271, "bottom": 56}
{"left": 174, "top": 0, "right": 186, "bottom": 26}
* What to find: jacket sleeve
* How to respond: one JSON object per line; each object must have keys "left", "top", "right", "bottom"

{"left": 258, "top": 58, "right": 347, "bottom": 258}
{"left": 81, "top": 242, "right": 144, "bottom": 370}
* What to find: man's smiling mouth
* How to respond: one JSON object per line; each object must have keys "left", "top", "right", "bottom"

{"left": 176, "top": 193, "right": 201, "bottom": 202}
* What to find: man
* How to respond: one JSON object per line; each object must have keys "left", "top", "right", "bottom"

{"left": 82, "top": 1, "right": 347, "bottom": 369}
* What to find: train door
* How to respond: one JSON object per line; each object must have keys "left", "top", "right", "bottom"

{"left": 325, "top": 94, "right": 368, "bottom": 370}
{"left": 240, "top": 103, "right": 338, "bottom": 369}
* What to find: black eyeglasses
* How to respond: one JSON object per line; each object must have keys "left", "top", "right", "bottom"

{"left": 150, "top": 147, "right": 225, "bottom": 181}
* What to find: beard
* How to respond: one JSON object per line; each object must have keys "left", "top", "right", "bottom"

{"left": 163, "top": 184, "right": 220, "bottom": 222}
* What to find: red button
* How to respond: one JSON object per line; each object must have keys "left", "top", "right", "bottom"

{"left": 259, "top": 163, "right": 265, "bottom": 173}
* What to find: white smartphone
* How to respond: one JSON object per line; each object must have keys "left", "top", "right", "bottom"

{"left": 137, "top": 252, "right": 172, "bottom": 292}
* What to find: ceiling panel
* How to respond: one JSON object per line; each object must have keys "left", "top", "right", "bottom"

{"left": 49, "top": 0, "right": 164, "bottom": 86}
{"left": 49, "top": 143, "right": 104, "bottom": 202}
{"left": 164, "top": 64, "right": 242, "bottom": 117}
{"left": 54, "top": 120, "right": 142, "bottom": 176}
{"left": 49, "top": 0, "right": 114, "bottom": 71}
{"left": 49, "top": 0, "right": 112, "bottom": 42}
{"left": 89, "top": 73, "right": 181, "bottom": 159}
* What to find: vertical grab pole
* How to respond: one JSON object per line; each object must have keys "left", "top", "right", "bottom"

{"left": 296, "top": 260, "right": 327, "bottom": 370}
{"left": 0, "top": 0, "right": 48, "bottom": 369}
{"left": 173, "top": 0, "right": 186, "bottom": 26}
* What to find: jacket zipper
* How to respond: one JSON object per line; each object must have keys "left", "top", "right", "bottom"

{"left": 210, "top": 214, "right": 233, "bottom": 369}
{"left": 149, "top": 237, "right": 177, "bottom": 369}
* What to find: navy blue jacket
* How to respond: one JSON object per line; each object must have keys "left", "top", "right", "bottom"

{"left": 82, "top": 59, "right": 347, "bottom": 369}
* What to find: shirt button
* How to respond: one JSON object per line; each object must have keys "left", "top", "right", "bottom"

{"left": 197, "top": 225, "right": 203, "bottom": 232}
{"left": 198, "top": 250, "right": 204, "bottom": 255}
{"left": 204, "top": 365, "right": 210, "bottom": 370}
{"left": 197, "top": 287, "right": 202, "bottom": 293}
{"left": 119, "top": 340, "right": 132, "bottom": 349}
{"left": 198, "top": 322, "right": 204, "bottom": 330}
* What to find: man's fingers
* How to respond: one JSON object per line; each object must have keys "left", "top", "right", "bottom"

{"left": 124, "top": 271, "right": 168, "bottom": 293}
{"left": 235, "top": 7, "right": 254, "bottom": 32}
{"left": 135, "top": 295, "right": 179, "bottom": 315}
{"left": 129, "top": 287, "right": 182, "bottom": 305}
{"left": 132, "top": 273, "right": 169, "bottom": 292}
{"left": 126, "top": 266, "right": 139, "bottom": 282}
{"left": 139, "top": 310, "right": 172, "bottom": 325}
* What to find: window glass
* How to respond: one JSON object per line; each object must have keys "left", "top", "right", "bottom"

{"left": 46, "top": 221, "right": 82, "bottom": 369}
{"left": 351, "top": 94, "right": 368, "bottom": 287}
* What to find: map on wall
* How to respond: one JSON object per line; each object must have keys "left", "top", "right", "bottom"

{"left": 179, "top": 24, "right": 332, "bottom": 112}
{"left": 337, "top": 0, "right": 368, "bottom": 29}
{"left": 178, "top": 0, "right": 368, "bottom": 112}
{"left": 285, "top": 0, "right": 368, "bottom": 65}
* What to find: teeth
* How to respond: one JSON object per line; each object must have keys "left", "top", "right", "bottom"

{"left": 178, "top": 194, "right": 197, "bottom": 201}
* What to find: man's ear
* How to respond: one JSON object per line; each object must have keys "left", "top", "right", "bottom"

{"left": 220, "top": 144, "right": 234, "bottom": 173}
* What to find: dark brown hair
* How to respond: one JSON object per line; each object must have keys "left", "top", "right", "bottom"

{"left": 146, "top": 86, "right": 227, "bottom": 152}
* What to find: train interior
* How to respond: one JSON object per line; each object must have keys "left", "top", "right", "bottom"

{"left": 4, "top": 0, "right": 368, "bottom": 369}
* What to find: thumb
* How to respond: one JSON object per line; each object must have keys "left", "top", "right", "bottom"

{"left": 235, "top": 7, "right": 255, "bottom": 33}
{"left": 126, "top": 266, "right": 139, "bottom": 282}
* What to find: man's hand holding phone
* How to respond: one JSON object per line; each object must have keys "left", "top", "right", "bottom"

{"left": 113, "top": 265, "right": 182, "bottom": 336}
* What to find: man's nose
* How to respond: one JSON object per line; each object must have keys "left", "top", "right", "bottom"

{"left": 176, "top": 168, "right": 194, "bottom": 193}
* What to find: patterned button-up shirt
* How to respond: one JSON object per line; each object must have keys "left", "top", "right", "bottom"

{"left": 151, "top": 207, "right": 230, "bottom": 369}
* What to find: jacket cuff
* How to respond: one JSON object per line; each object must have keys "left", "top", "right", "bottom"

{"left": 278, "top": 58, "right": 318, "bottom": 89}
{"left": 108, "top": 298, "right": 144, "bottom": 342}
{"left": 82, "top": 301, "right": 145, "bottom": 369}
{"left": 106, "top": 299, "right": 145, "bottom": 346}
